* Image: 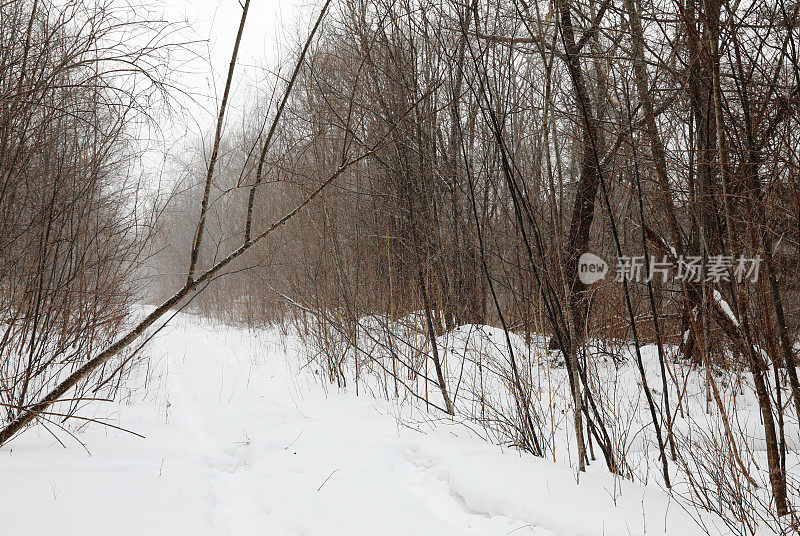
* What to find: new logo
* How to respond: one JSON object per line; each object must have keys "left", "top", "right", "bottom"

{"left": 578, "top": 252, "right": 608, "bottom": 284}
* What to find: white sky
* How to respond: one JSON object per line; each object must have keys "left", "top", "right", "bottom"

{"left": 136, "top": 0, "right": 315, "bottom": 187}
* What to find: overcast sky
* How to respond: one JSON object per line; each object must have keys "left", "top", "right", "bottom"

{"left": 137, "top": 0, "right": 313, "bottom": 187}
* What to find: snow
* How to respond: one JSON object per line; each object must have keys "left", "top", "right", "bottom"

{"left": 713, "top": 289, "right": 740, "bottom": 327}
{"left": 0, "top": 313, "right": 727, "bottom": 535}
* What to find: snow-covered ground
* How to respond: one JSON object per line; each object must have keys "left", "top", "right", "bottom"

{"left": 1, "top": 313, "right": 729, "bottom": 535}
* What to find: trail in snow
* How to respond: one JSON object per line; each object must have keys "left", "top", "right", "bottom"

{"left": 0, "top": 313, "right": 718, "bottom": 535}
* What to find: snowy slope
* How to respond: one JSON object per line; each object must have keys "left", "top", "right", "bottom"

{"left": 0, "top": 313, "right": 722, "bottom": 535}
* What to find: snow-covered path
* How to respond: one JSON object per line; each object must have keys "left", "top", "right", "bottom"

{"left": 0, "top": 314, "right": 714, "bottom": 535}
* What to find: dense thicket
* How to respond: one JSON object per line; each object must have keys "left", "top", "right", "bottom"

{"left": 0, "top": 0, "right": 167, "bottom": 428}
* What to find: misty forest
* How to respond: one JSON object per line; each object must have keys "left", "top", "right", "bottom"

{"left": 2, "top": 0, "right": 800, "bottom": 534}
